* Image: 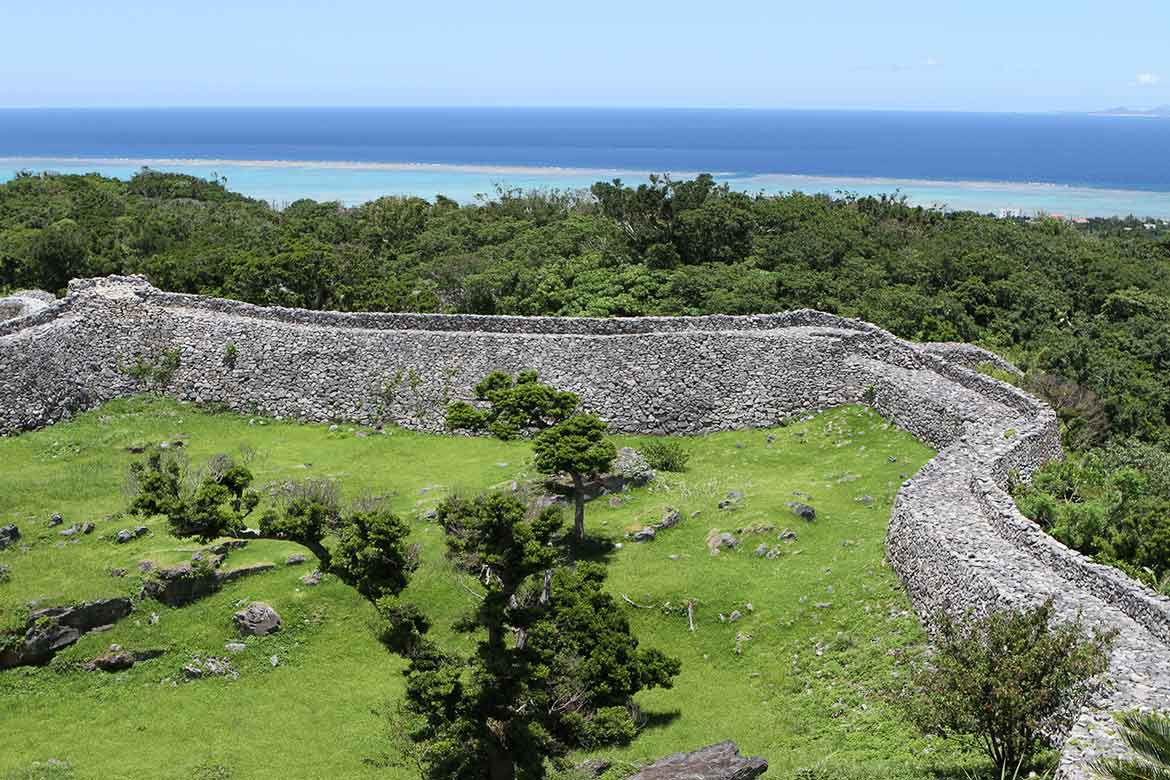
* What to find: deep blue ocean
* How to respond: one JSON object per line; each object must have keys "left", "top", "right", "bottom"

{"left": 2, "top": 108, "right": 1169, "bottom": 216}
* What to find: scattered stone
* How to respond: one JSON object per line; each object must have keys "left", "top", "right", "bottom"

{"left": 766, "top": 434, "right": 776, "bottom": 444}
{"left": 224, "top": 642, "right": 246, "bottom": 653}
{"left": 182, "top": 656, "right": 236, "bottom": 679}
{"left": 706, "top": 529, "right": 740, "bottom": 555}
{"left": 815, "top": 602, "right": 833, "bottom": 609}
{"left": 208, "top": 539, "right": 249, "bottom": 555}
{"left": 728, "top": 610, "right": 742, "bottom": 622}
{"left": 656, "top": 508, "right": 681, "bottom": 530}
{"left": 633, "top": 527, "right": 657, "bottom": 542}
{"left": 629, "top": 741, "right": 767, "bottom": 780}
{"left": 786, "top": 502, "right": 816, "bottom": 521}
{"left": 109, "top": 567, "right": 127, "bottom": 578}
{"left": 575, "top": 758, "right": 612, "bottom": 778}
{"left": 854, "top": 495, "right": 875, "bottom": 506}
{"left": 668, "top": 554, "right": 681, "bottom": 561}
{"left": 888, "top": 456, "right": 898, "bottom": 463}
{"left": 608, "top": 496, "right": 623, "bottom": 508}
{"left": 149, "top": 612, "right": 160, "bottom": 625}
{"left": 137, "top": 560, "right": 155, "bottom": 573}
{"left": 779, "top": 529, "right": 797, "bottom": 541}
{"left": 233, "top": 602, "right": 282, "bottom": 636}
{"left": 269, "top": 655, "right": 279, "bottom": 667}
{"left": 736, "top": 522, "right": 775, "bottom": 535}
{"left": 328, "top": 424, "right": 339, "bottom": 432}
{"left": 84, "top": 644, "right": 136, "bottom": 672}
{"left": 614, "top": 447, "right": 655, "bottom": 485}
{"left": 0, "top": 524, "right": 20, "bottom": 550}
{"left": 734, "top": 442, "right": 745, "bottom": 449}
{"left": 754, "top": 543, "right": 768, "bottom": 557}
{"left": 48, "top": 513, "right": 63, "bottom": 527}
{"left": 300, "top": 570, "right": 322, "bottom": 586}
{"left": 285, "top": 553, "right": 306, "bottom": 566}
{"left": 114, "top": 526, "right": 150, "bottom": 544}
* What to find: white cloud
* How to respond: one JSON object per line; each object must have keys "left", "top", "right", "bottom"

{"left": 1136, "top": 72, "right": 1162, "bottom": 86}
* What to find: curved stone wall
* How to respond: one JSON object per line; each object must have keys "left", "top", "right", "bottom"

{"left": 1, "top": 275, "right": 1167, "bottom": 776}
{"left": 0, "top": 289, "right": 55, "bottom": 323}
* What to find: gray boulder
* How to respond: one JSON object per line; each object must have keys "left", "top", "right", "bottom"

{"left": 655, "top": 509, "right": 682, "bottom": 531}
{"left": 633, "top": 527, "right": 657, "bottom": 542}
{"left": 629, "top": 741, "right": 767, "bottom": 780}
{"left": 0, "top": 524, "right": 21, "bottom": 550}
{"left": 114, "top": 526, "right": 149, "bottom": 544}
{"left": 0, "top": 597, "right": 133, "bottom": 669}
{"left": 786, "top": 502, "right": 816, "bottom": 521}
{"left": 614, "top": 447, "right": 655, "bottom": 485}
{"left": 141, "top": 562, "right": 219, "bottom": 607}
{"left": 84, "top": 644, "right": 136, "bottom": 672}
{"left": 300, "top": 569, "right": 323, "bottom": 586}
{"left": 233, "top": 602, "right": 282, "bottom": 636}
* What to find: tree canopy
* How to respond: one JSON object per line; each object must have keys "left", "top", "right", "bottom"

{"left": 9, "top": 169, "right": 1170, "bottom": 580}
{"left": 399, "top": 492, "right": 679, "bottom": 780}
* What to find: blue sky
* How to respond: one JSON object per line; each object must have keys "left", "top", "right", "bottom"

{"left": 3, "top": 0, "right": 1168, "bottom": 111}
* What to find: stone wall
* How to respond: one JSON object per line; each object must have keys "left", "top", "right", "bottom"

{"left": 1, "top": 275, "right": 1167, "bottom": 777}
{"left": 0, "top": 289, "right": 55, "bottom": 323}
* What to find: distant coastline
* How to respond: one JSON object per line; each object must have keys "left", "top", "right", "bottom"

{"left": 3, "top": 154, "right": 1169, "bottom": 219}
{"left": 4, "top": 155, "right": 1169, "bottom": 199}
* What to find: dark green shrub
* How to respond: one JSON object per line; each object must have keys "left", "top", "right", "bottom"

{"left": 445, "top": 370, "right": 578, "bottom": 439}
{"left": 640, "top": 439, "right": 691, "bottom": 472}
{"left": 903, "top": 599, "right": 1115, "bottom": 777}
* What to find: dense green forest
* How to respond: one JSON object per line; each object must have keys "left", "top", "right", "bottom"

{"left": 3, "top": 169, "right": 1170, "bottom": 588}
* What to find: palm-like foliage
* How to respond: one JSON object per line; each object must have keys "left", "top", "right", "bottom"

{"left": 1093, "top": 711, "right": 1170, "bottom": 780}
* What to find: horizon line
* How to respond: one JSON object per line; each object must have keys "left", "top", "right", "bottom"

{"left": 0, "top": 103, "right": 1160, "bottom": 116}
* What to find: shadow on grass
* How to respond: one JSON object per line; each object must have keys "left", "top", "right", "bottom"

{"left": 638, "top": 709, "right": 682, "bottom": 733}
{"left": 559, "top": 533, "right": 618, "bottom": 565}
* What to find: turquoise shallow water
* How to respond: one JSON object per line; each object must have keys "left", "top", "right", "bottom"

{"left": 3, "top": 158, "right": 1169, "bottom": 219}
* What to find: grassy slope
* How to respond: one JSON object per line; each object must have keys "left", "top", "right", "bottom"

{"left": 0, "top": 398, "right": 977, "bottom": 779}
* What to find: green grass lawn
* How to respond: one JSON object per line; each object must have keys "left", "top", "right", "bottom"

{"left": 0, "top": 397, "right": 980, "bottom": 780}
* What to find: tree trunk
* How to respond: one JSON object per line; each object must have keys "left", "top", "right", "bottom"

{"left": 255, "top": 531, "right": 331, "bottom": 572}
{"left": 301, "top": 537, "right": 332, "bottom": 572}
{"left": 486, "top": 741, "right": 515, "bottom": 780}
{"left": 572, "top": 472, "right": 586, "bottom": 541}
